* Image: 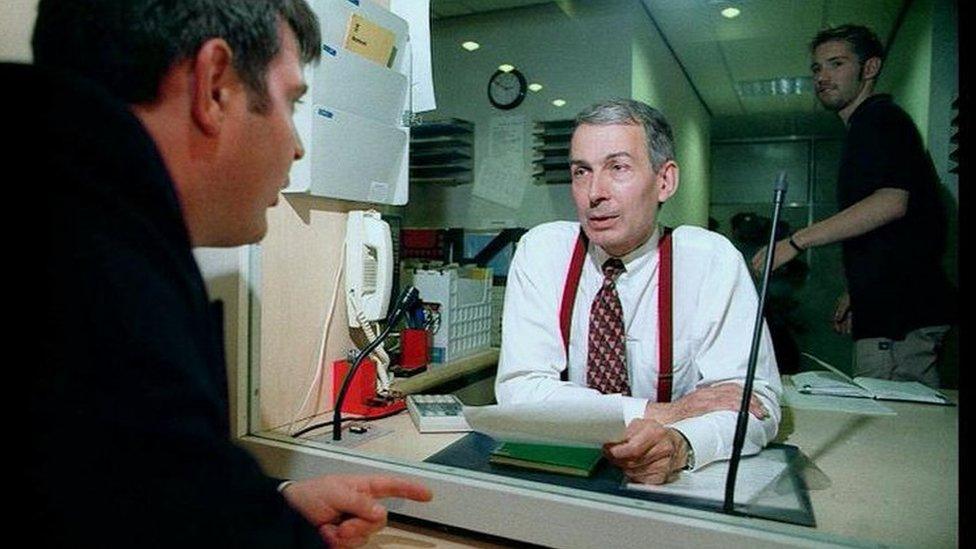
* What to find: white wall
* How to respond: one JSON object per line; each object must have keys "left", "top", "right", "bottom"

{"left": 630, "top": 4, "right": 711, "bottom": 228}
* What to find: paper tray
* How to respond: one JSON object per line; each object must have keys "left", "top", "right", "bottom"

{"left": 306, "top": 106, "right": 408, "bottom": 204}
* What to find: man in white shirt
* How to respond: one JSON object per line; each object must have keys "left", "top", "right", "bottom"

{"left": 495, "top": 99, "right": 781, "bottom": 484}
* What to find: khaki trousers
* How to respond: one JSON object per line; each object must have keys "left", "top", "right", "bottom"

{"left": 854, "top": 325, "right": 951, "bottom": 389}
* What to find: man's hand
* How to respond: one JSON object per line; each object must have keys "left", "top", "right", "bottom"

{"left": 750, "top": 238, "right": 798, "bottom": 276}
{"left": 833, "top": 292, "right": 852, "bottom": 335}
{"left": 281, "top": 474, "right": 433, "bottom": 547}
{"left": 604, "top": 419, "right": 689, "bottom": 484}
{"left": 644, "top": 383, "right": 768, "bottom": 425}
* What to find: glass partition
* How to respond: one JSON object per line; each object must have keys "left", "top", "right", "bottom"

{"left": 238, "top": 1, "right": 957, "bottom": 547}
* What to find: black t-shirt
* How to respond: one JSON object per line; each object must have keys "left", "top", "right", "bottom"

{"left": 837, "top": 94, "right": 956, "bottom": 340}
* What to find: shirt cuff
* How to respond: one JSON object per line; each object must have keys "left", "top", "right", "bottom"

{"left": 622, "top": 396, "right": 649, "bottom": 425}
{"left": 669, "top": 416, "right": 720, "bottom": 471}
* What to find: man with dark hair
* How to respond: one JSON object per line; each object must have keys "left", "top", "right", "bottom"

{"left": 752, "top": 24, "right": 956, "bottom": 388}
{"left": 13, "top": 1, "right": 430, "bottom": 547}
{"left": 496, "top": 99, "right": 781, "bottom": 485}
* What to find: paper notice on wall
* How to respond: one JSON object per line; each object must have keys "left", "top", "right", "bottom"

{"left": 390, "top": 0, "right": 436, "bottom": 113}
{"left": 344, "top": 13, "right": 396, "bottom": 67}
{"left": 473, "top": 115, "right": 528, "bottom": 209}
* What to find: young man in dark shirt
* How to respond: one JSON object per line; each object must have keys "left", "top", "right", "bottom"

{"left": 751, "top": 24, "right": 956, "bottom": 388}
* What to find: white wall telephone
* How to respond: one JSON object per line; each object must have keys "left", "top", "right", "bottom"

{"left": 344, "top": 210, "right": 395, "bottom": 394}
{"left": 344, "top": 210, "right": 393, "bottom": 326}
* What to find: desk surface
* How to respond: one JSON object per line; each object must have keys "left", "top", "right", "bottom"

{"left": 345, "top": 389, "right": 957, "bottom": 547}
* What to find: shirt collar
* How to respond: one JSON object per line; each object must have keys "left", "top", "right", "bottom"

{"left": 590, "top": 225, "right": 661, "bottom": 274}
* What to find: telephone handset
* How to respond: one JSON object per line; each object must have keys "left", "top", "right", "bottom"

{"left": 344, "top": 210, "right": 393, "bottom": 327}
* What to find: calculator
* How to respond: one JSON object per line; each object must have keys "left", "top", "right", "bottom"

{"left": 406, "top": 394, "right": 472, "bottom": 433}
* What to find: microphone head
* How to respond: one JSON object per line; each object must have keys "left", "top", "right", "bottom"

{"left": 399, "top": 285, "right": 420, "bottom": 310}
{"left": 387, "top": 285, "right": 421, "bottom": 324}
{"left": 774, "top": 171, "right": 788, "bottom": 193}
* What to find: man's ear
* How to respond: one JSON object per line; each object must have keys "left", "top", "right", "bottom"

{"left": 656, "top": 160, "right": 680, "bottom": 202}
{"left": 190, "top": 38, "right": 238, "bottom": 136}
{"left": 861, "top": 56, "right": 882, "bottom": 81}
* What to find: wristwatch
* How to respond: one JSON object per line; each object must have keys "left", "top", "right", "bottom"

{"left": 788, "top": 235, "right": 804, "bottom": 253}
{"left": 677, "top": 430, "right": 695, "bottom": 470}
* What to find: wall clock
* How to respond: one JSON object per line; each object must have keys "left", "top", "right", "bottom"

{"left": 487, "top": 68, "right": 527, "bottom": 110}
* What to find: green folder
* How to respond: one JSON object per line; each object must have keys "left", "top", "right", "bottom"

{"left": 489, "top": 442, "right": 604, "bottom": 477}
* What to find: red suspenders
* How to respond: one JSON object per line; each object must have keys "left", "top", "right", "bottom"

{"left": 558, "top": 228, "right": 674, "bottom": 402}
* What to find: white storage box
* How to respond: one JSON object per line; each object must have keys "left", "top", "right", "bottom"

{"left": 408, "top": 266, "right": 492, "bottom": 364}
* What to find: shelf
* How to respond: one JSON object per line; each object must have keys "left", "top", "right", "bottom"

{"left": 410, "top": 117, "right": 473, "bottom": 138}
{"left": 532, "top": 118, "right": 575, "bottom": 184}
{"left": 390, "top": 347, "right": 499, "bottom": 394}
{"left": 409, "top": 118, "right": 475, "bottom": 184}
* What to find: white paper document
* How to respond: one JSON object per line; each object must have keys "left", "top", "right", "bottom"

{"left": 390, "top": 0, "right": 435, "bottom": 113}
{"left": 625, "top": 451, "right": 788, "bottom": 505}
{"left": 462, "top": 397, "right": 627, "bottom": 448}
{"left": 472, "top": 115, "right": 528, "bottom": 209}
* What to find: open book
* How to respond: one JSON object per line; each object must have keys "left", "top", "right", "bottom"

{"left": 794, "top": 353, "right": 950, "bottom": 405}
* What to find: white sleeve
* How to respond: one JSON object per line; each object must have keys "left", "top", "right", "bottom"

{"left": 495, "top": 230, "right": 609, "bottom": 406}
{"left": 669, "top": 241, "right": 782, "bottom": 469}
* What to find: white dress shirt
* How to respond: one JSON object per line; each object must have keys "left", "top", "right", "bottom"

{"left": 495, "top": 222, "right": 782, "bottom": 469}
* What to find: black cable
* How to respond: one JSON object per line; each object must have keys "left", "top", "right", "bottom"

{"left": 332, "top": 321, "right": 397, "bottom": 441}
{"left": 292, "top": 403, "right": 407, "bottom": 438}
{"left": 332, "top": 286, "right": 420, "bottom": 441}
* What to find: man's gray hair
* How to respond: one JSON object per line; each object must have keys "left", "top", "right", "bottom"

{"left": 574, "top": 98, "right": 675, "bottom": 171}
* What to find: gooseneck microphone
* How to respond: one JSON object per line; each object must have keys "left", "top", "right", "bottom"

{"left": 722, "top": 171, "right": 788, "bottom": 513}
{"left": 332, "top": 286, "right": 421, "bottom": 441}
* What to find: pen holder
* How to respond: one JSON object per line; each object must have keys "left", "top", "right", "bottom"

{"left": 400, "top": 328, "right": 430, "bottom": 369}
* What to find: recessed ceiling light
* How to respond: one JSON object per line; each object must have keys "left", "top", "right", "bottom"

{"left": 528, "top": 83, "right": 543, "bottom": 92}
{"left": 498, "top": 64, "right": 515, "bottom": 73}
{"left": 721, "top": 7, "right": 740, "bottom": 18}
{"left": 552, "top": 99, "right": 566, "bottom": 107}
{"left": 461, "top": 41, "right": 480, "bottom": 51}
{"left": 736, "top": 76, "right": 813, "bottom": 96}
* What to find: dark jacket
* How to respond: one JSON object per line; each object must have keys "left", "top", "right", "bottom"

{"left": 8, "top": 62, "right": 325, "bottom": 547}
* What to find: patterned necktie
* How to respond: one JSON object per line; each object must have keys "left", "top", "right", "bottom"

{"left": 587, "top": 258, "right": 630, "bottom": 395}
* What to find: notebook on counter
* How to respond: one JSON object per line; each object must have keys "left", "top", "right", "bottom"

{"left": 794, "top": 352, "right": 951, "bottom": 405}
{"left": 489, "top": 442, "right": 604, "bottom": 477}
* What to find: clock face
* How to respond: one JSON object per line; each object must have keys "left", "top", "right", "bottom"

{"left": 488, "top": 69, "right": 527, "bottom": 110}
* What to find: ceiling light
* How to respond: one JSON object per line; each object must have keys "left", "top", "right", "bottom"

{"left": 721, "top": 7, "right": 740, "bottom": 18}
{"left": 461, "top": 41, "right": 480, "bottom": 51}
{"left": 498, "top": 64, "right": 515, "bottom": 73}
{"left": 737, "top": 76, "right": 813, "bottom": 97}
{"left": 552, "top": 99, "right": 566, "bottom": 107}
{"left": 528, "top": 83, "right": 543, "bottom": 92}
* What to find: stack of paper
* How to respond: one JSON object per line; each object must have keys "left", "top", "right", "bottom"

{"left": 462, "top": 396, "right": 627, "bottom": 448}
